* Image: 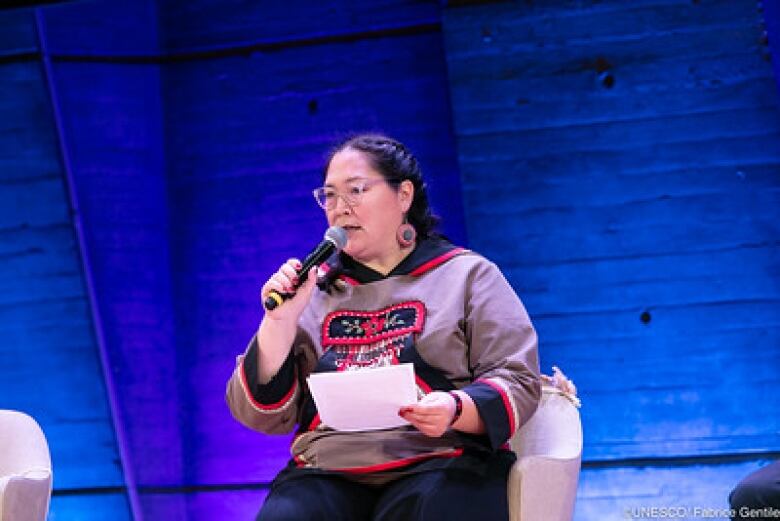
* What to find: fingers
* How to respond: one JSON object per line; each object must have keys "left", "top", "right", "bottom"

{"left": 270, "top": 273, "right": 293, "bottom": 293}
{"left": 398, "top": 392, "right": 455, "bottom": 437}
{"left": 279, "top": 261, "right": 300, "bottom": 286}
{"left": 260, "top": 261, "right": 319, "bottom": 322}
{"left": 400, "top": 410, "right": 445, "bottom": 425}
{"left": 400, "top": 411, "right": 448, "bottom": 437}
{"left": 261, "top": 259, "right": 302, "bottom": 299}
{"left": 297, "top": 267, "right": 318, "bottom": 298}
{"left": 400, "top": 404, "right": 444, "bottom": 418}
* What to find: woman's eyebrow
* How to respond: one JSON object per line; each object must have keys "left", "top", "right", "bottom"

{"left": 324, "top": 175, "right": 370, "bottom": 187}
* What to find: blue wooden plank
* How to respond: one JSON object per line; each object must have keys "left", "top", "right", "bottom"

{"left": 47, "top": 58, "right": 181, "bottom": 492}
{"left": 162, "top": 39, "right": 467, "bottom": 247}
{"left": 160, "top": 25, "right": 466, "bottom": 485}
{"left": 457, "top": 130, "right": 780, "bottom": 168}
{"left": 460, "top": 162, "right": 780, "bottom": 211}
{"left": 49, "top": 492, "right": 131, "bottom": 521}
{"left": 443, "top": 0, "right": 780, "bottom": 464}
{"left": 40, "top": 0, "right": 159, "bottom": 56}
{"left": 0, "top": 42, "right": 126, "bottom": 493}
{"left": 0, "top": 63, "right": 61, "bottom": 183}
{"left": 506, "top": 246, "right": 780, "bottom": 313}
{"left": 456, "top": 109, "right": 780, "bottom": 165}
{"left": 469, "top": 193, "right": 780, "bottom": 267}
{"left": 0, "top": 8, "right": 37, "bottom": 56}
{"left": 575, "top": 459, "right": 778, "bottom": 521}
{"left": 444, "top": 0, "right": 758, "bottom": 57}
{"left": 0, "top": 177, "right": 72, "bottom": 228}
{"left": 159, "top": 0, "right": 440, "bottom": 52}
{"left": 0, "top": 300, "right": 126, "bottom": 487}
{"left": 454, "top": 82, "right": 779, "bottom": 138}
{"left": 139, "top": 489, "right": 267, "bottom": 520}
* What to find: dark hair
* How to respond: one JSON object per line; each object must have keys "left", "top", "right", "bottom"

{"left": 323, "top": 133, "right": 440, "bottom": 239}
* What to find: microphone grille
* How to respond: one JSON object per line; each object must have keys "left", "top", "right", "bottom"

{"left": 325, "top": 226, "right": 348, "bottom": 250}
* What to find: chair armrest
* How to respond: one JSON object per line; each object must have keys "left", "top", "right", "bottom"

{"left": 507, "top": 387, "right": 583, "bottom": 521}
{"left": 508, "top": 456, "right": 581, "bottom": 521}
{"left": 0, "top": 471, "right": 52, "bottom": 521}
{"left": 541, "top": 384, "right": 581, "bottom": 409}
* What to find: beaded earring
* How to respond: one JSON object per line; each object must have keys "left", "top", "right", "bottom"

{"left": 397, "top": 215, "right": 416, "bottom": 248}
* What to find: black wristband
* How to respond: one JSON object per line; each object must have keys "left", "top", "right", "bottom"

{"left": 448, "top": 391, "right": 463, "bottom": 426}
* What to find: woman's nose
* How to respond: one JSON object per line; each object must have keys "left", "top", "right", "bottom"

{"left": 333, "top": 194, "right": 353, "bottom": 213}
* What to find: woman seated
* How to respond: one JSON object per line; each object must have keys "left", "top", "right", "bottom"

{"left": 227, "top": 134, "right": 542, "bottom": 521}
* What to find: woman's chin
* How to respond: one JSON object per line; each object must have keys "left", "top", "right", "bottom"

{"left": 343, "top": 243, "right": 370, "bottom": 263}
{"left": 342, "top": 243, "right": 359, "bottom": 258}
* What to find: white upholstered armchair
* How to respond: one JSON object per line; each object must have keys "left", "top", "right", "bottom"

{"left": 0, "top": 410, "right": 52, "bottom": 521}
{"left": 507, "top": 375, "right": 583, "bottom": 521}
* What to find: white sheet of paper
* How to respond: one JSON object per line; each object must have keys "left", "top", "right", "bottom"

{"left": 307, "top": 363, "right": 418, "bottom": 431}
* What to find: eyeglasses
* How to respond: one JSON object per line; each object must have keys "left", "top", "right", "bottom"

{"left": 312, "top": 178, "right": 386, "bottom": 210}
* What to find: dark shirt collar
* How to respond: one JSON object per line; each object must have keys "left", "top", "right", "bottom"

{"left": 336, "top": 236, "right": 465, "bottom": 284}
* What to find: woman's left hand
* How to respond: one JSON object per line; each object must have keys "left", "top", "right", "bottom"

{"left": 399, "top": 391, "right": 456, "bottom": 438}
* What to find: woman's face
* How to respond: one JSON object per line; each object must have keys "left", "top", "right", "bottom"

{"left": 323, "top": 148, "right": 413, "bottom": 265}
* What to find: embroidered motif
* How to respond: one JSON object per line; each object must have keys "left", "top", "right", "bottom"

{"left": 323, "top": 301, "right": 425, "bottom": 347}
{"left": 321, "top": 301, "right": 426, "bottom": 371}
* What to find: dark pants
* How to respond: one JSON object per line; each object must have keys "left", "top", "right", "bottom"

{"left": 730, "top": 460, "right": 780, "bottom": 520}
{"left": 256, "top": 467, "right": 510, "bottom": 521}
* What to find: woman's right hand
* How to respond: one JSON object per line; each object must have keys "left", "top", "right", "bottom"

{"left": 256, "top": 259, "right": 318, "bottom": 384}
{"left": 260, "top": 258, "right": 318, "bottom": 324}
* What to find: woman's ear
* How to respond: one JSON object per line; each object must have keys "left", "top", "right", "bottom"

{"left": 399, "top": 180, "right": 414, "bottom": 213}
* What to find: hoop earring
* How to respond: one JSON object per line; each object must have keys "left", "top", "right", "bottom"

{"left": 397, "top": 216, "right": 416, "bottom": 248}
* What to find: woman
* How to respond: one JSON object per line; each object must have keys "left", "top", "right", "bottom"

{"left": 226, "top": 134, "right": 541, "bottom": 521}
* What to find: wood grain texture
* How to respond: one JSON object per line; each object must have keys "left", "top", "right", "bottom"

{"left": 0, "top": 8, "right": 37, "bottom": 57}
{"left": 140, "top": 488, "right": 267, "bottom": 520}
{"left": 49, "top": 492, "right": 132, "bottom": 521}
{"left": 0, "top": 59, "right": 125, "bottom": 488}
{"left": 443, "top": 0, "right": 780, "bottom": 461}
{"left": 23, "top": 0, "right": 467, "bottom": 509}
{"left": 40, "top": 0, "right": 159, "bottom": 56}
{"left": 48, "top": 59, "right": 184, "bottom": 489}
{"left": 158, "top": 0, "right": 440, "bottom": 53}
{"left": 162, "top": 26, "right": 466, "bottom": 485}
{"left": 575, "top": 458, "right": 778, "bottom": 521}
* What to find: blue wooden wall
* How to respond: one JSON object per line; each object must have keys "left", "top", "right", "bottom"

{"left": 160, "top": 3, "right": 465, "bottom": 517}
{"left": 1, "top": 1, "right": 466, "bottom": 518}
{"left": 1, "top": 0, "right": 778, "bottom": 519}
{"left": 0, "top": 5, "right": 132, "bottom": 520}
{"left": 442, "top": 0, "right": 780, "bottom": 518}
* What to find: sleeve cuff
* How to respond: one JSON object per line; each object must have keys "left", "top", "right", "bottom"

{"left": 240, "top": 337, "right": 298, "bottom": 410}
{"left": 462, "top": 378, "right": 519, "bottom": 450}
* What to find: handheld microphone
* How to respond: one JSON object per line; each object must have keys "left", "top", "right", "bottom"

{"left": 264, "top": 226, "right": 348, "bottom": 311}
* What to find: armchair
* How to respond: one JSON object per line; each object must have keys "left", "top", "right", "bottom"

{"left": 507, "top": 384, "right": 583, "bottom": 521}
{"left": 0, "top": 410, "right": 52, "bottom": 521}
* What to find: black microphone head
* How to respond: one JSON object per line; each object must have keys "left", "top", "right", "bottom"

{"left": 324, "top": 226, "right": 348, "bottom": 250}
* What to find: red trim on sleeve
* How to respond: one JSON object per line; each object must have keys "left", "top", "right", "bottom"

{"left": 307, "top": 414, "right": 321, "bottom": 432}
{"left": 239, "top": 358, "right": 297, "bottom": 411}
{"left": 409, "top": 248, "right": 466, "bottom": 277}
{"left": 415, "top": 374, "right": 433, "bottom": 394}
{"left": 476, "top": 378, "right": 518, "bottom": 436}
